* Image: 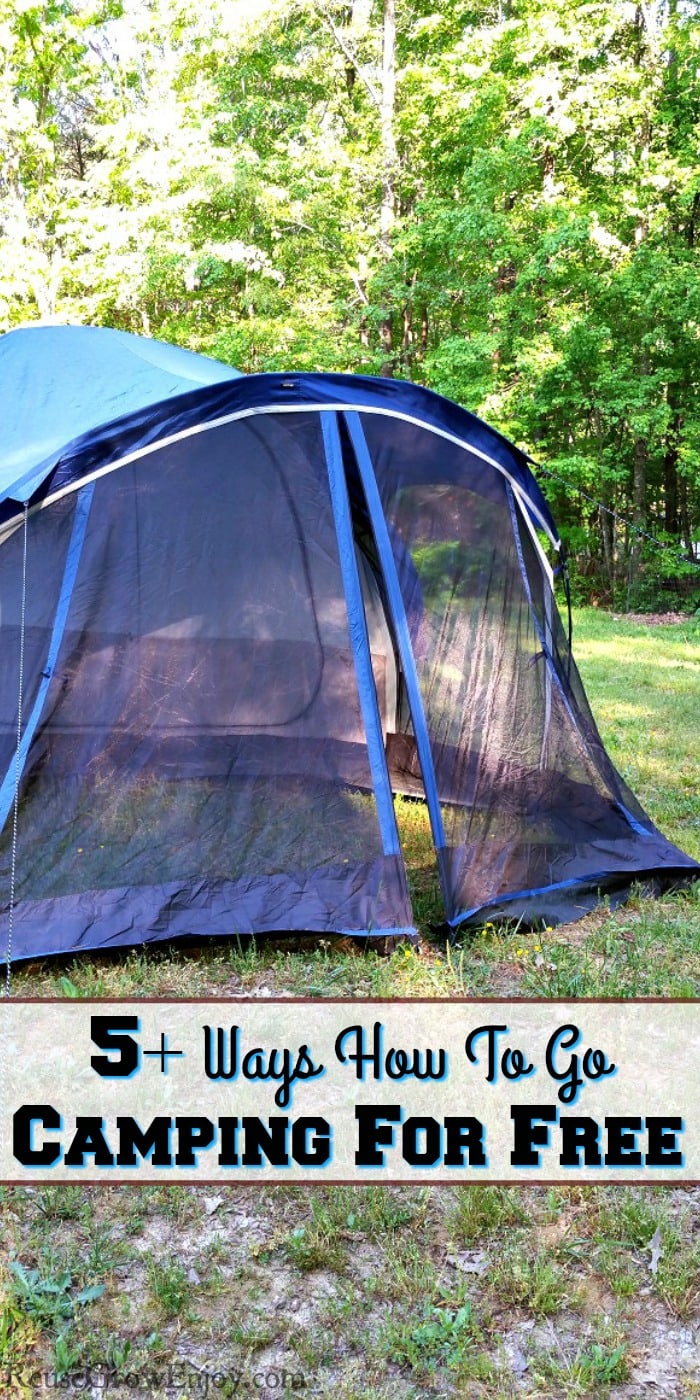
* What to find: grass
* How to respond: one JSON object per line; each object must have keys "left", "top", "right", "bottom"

{"left": 378, "top": 1290, "right": 493, "bottom": 1384}
{"left": 145, "top": 1258, "right": 193, "bottom": 1319}
{"left": 486, "top": 1247, "right": 572, "bottom": 1316}
{"left": 570, "top": 608, "right": 700, "bottom": 859}
{"left": 449, "top": 1184, "right": 528, "bottom": 1240}
{"left": 530, "top": 1334, "right": 630, "bottom": 1395}
{"left": 0, "top": 608, "right": 699, "bottom": 1396}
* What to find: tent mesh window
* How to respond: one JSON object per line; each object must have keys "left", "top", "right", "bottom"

{"left": 355, "top": 411, "right": 689, "bottom": 925}
{"left": 0, "top": 412, "right": 412, "bottom": 954}
{"left": 0, "top": 497, "right": 78, "bottom": 785}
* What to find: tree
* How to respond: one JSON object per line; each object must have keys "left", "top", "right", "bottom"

{"left": 1, "top": 0, "right": 698, "bottom": 605}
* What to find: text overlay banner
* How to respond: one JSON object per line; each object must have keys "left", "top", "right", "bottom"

{"left": 0, "top": 1000, "right": 696, "bottom": 1182}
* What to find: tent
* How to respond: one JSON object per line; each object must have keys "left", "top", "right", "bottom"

{"left": 0, "top": 326, "right": 696, "bottom": 961}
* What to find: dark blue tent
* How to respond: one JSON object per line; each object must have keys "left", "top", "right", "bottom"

{"left": 0, "top": 326, "right": 696, "bottom": 960}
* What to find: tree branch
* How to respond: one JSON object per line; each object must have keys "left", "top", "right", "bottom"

{"left": 314, "top": 3, "right": 381, "bottom": 109}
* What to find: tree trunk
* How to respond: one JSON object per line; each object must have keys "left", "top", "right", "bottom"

{"left": 625, "top": 437, "right": 646, "bottom": 609}
{"left": 664, "top": 392, "right": 681, "bottom": 534}
{"left": 678, "top": 474, "right": 694, "bottom": 562}
{"left": 379, "top": 0, "right": 396, "bottom": 373}
{"left": 420, "top": 304, "right": 429, "bottom": 354}
{"left": 599, "top": 505, "right": 616, "bottom": 602}
{"left": 627, "top": 339, "right": 649, "bottom": 605}
{"left": 380, "top": 0, "right": 396, "bottom": 255}
{"left": 633, "top": 433, "right": 647, "bottom": 528}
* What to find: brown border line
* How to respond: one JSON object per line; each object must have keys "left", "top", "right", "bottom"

{"left": 3, "top": 995, "right": 700, "bottom": 1004}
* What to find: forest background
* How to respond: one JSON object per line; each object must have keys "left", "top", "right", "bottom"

{"left": 1, "top": 0, "right": 699, "bottom": 610}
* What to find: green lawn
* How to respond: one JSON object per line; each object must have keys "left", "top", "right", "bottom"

{"left": 1, "top": 607, "right": 699, "bottom": 1398}
{"left": 571, "top": 608, "right": 700, "bottom": 861}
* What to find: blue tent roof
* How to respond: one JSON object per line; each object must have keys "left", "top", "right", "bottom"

{"left": 0, "top": 323, "right": 560, "bottom": 543}
{"left": 0, "top": 325, "right": 242, "bottom": 505}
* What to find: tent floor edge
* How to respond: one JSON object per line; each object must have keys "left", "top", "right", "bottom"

{"left": 447, "top": 864, "right": 700, "bottom": 937}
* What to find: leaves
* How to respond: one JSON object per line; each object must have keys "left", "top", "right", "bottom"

{"left": 8, "top": 1262, "right": 104, "bottom": 1326}
{"left": 0, "top": 0, "right": 697, "bottom": 589}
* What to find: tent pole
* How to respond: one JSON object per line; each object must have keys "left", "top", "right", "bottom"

{"left": 343, "top": 411, "right": 452, "bottom": 919}
{"left": 321, "top": 413, "right": 403, "bottom": 863}
{"left": 0, "top": 482, "right": 95, "bottom": 839}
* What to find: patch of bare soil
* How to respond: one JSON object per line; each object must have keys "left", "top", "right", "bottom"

{"left": 612, "top": 611, "right": 697, "bottom": 626}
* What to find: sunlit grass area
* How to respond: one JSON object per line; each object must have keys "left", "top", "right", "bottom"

{"left": 571, "top": 607, "right": 700, "bottom": 861}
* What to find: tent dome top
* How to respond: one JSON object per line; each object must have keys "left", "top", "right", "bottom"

{"left": 0, "top": 324, "right": 242, "bottom": 504}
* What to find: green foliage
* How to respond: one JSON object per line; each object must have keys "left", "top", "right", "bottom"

{"left": 0, "top": 1292, "right": 39, "bottom": 1376}
{"left": 450, "top": 1184, "right": 528, "bottom": 1241}
{"left": 380, "top": 1290, "right": 488, "bottom": 1380}
{"left": 145, "top": 1257, "right": 192, "bottom": 1318}
{"left": 0, "top": 0, "right": 698, "bottom": 583}
{"left": 8, "top": 1261, "right": 104, "bottom": 1329}
{"left": 488, "top": 1249, "right": 571, "bottom": 1316}
{"left": 532, "top": 1338, "right": 629, "bottom": 1393}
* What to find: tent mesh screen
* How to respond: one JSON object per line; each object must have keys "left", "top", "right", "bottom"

{"left": 0, "top": 412, "right": 411, "bottom": 956}
{"left": 358, "top": 412, "right": 689, "bottom": 924}
{"left": 1, "top": 402, "right": 694, "bottom": 957}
